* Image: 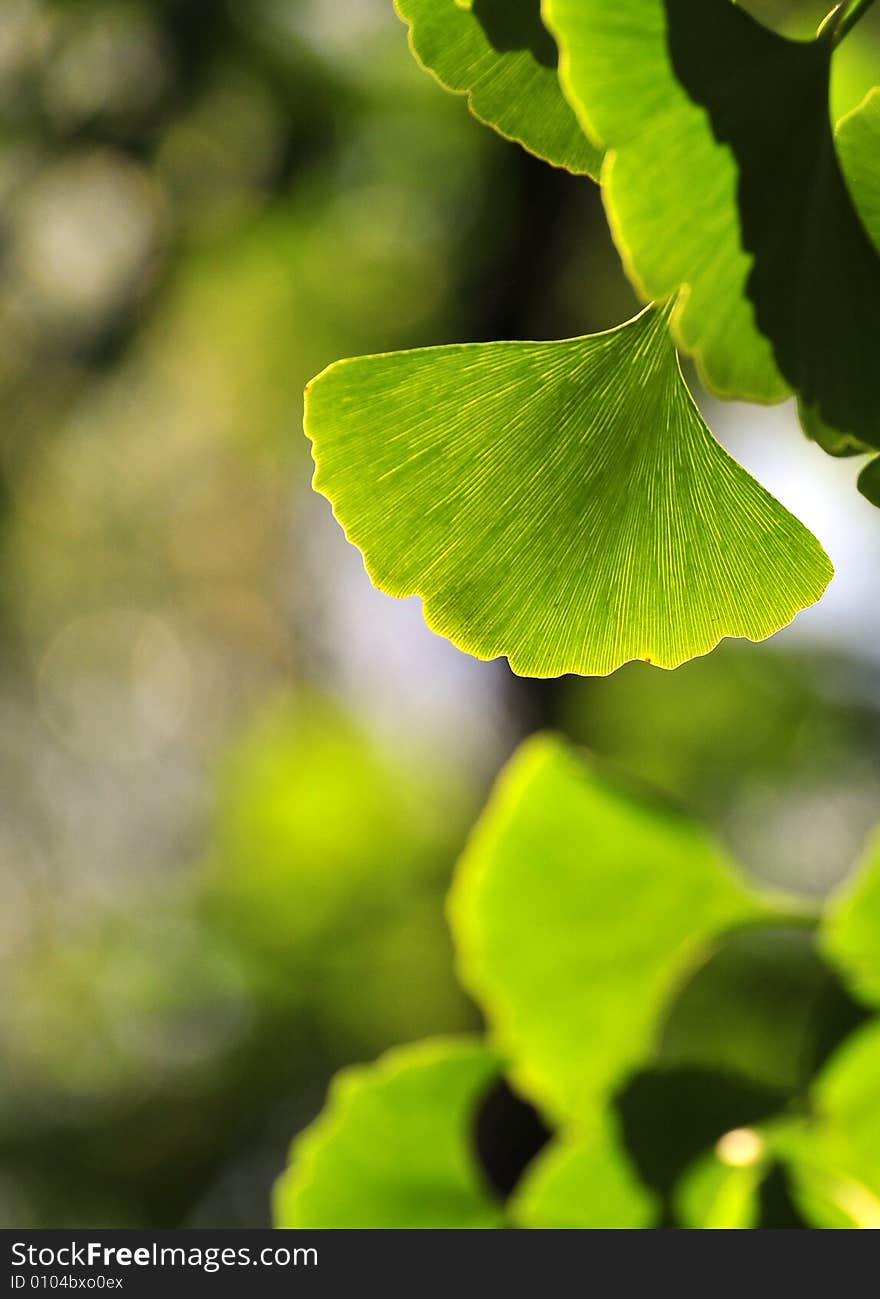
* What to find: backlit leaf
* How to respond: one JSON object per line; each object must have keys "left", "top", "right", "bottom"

{"left": 306, "top": 305, "right": 831, "bottom": 678}
{"left": 674, "top": 1141, "right": 767, "bottom": 1230}
{"left": 273, "top": 1038, "right": 505, "bottom": 1228}
{"left": 448, "top": 734, "right": 768, "bottom": 1122}
{"left": 545, "top": 0, "right": 880, "bottom": 444}
{"left": 781, "top": 1021, "right": 880, "bottom": 1229}
{"left": 838, "top": 87, "right": 880, "bottom": 250}
{"left": 395, "top": 0, "right": 601, "bottom": 176}
{"left": 821, "top": 829, "right": 880, "bottom": 1008}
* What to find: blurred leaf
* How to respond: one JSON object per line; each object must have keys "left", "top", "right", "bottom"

{"left": 781, "top": 1021, "right": 880, "bottom": 1228}
{"left": 545, "top": 0, "right": 880, "bottom": 447}
{"left": 395, "top": 0, "right": 601, "bottom": 176}
{"left": 543, "top": 0, "right": 782, "bottom": 400}
{"left": 821, "top": 831, "right": 880, "bottom": 1008}
{"left": 205, "top": 696, "right": 445, "bottom": 953}
{"left": 449, "top": 734, "right": 769, "bottom": 1123}
{"left": 273, "top": 1038, "right": 505, "bottom": 1228}
{"left": 784, "top": 1150, "right": 880, "bottom": 1228}
{"left": 202, "top": 695, "right": 471, "bottom": 1045}
{"left": 615, "top": 1063, "right": 787, "bottom": 1206}
{"left": 512, "top": 1120, "right": 657, "bottom": 1228}
{"left": 674, "top": 1142, "right": 767, "bottom": 1230}
{"left": 306, "top": 305, "right": 831, "bottom": 677}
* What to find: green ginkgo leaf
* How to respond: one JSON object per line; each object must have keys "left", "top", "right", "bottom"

{"left": 780, "top": 1022, "right": 880, "bottom": 1229}
{"left": 273, "top": 1038, "right": 505, "bottom": 1229}
{"left": 673, "top": 1139, "right": 768, "bottom": 1230}
{"left": 512, "top": 1121, "right": 657, "bottom": 1229}
{"left": 821, "top": 829, "right": 880, "bottom": 1008}
{"left": 448, "top": 734, "right": 767, "bottom": 1123}
{"left": 395, "top": 0, "right": 601, "bottom": 177}
{"left": 306, "top": 305, "right": 831, "bottom": 677}
{"left": 545, "top": 0, "right": 880, "bottom": 444}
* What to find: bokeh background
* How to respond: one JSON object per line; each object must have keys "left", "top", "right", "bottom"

{"left": 1, "top": 0, "right": 879, "bottom": 1227}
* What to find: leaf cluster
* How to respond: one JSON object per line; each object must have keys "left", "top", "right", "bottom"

{"left": 275, "top": 734, "right": 880, "bottom": 1229}
{"left": 305, "top": 0, "right": 879, "bottom": 677}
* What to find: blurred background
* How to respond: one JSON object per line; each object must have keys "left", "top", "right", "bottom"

{"left": 0, "top": 0, "right": 878, "bottom": 1227}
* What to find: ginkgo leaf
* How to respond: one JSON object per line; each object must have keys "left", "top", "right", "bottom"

{"left": 543, "top": 0, "right": 782, "bottom": 401}
{"left": 273, "top": 1038, "right": 505, "bottom": 1229}
{"left": 306, "top": 305, "right": 831, "bottom": 677}
{"left": 448, "top": 734, "right": 768, "bottom": 1123}
{"left": 821, "top": 828, "right": 880, "bottom": 1008}
{"left": 780, "top": 1022, "right": 880, "bottom": 1229}
{"left": 545, "top": 0, "right": 880, "bottom": 444}
{"left": 511, "top": 1122, "right": 657, "bottom": 1229}
{"left": 673, "top": 1139, "right": 768, "bottom": 1230}
{"left": 395, "top": 0, "right": 601, "bottom": 177}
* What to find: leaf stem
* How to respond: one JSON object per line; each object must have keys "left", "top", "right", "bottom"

{"left": 831, "top": 0, "right": 877, "bottom": 43}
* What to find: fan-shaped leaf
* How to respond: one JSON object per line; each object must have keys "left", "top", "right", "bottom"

{"left": 545, "top": 0, "right": 880, "bottom": 445}
{"left": 273, "top": 1038, "right": 505, "bottom": 1228}
{"left": 781, "top": 1021, "right": 880, "bottom": 1229}
{"left": 448, "top": 734, "right": 768, "bottom": 1122}
{"left": 306, "top": 306, "right": 831, "bottom": 678}
{"left": 395, "top": 0, "right": 601, "bottom": 176}
{"left": 674, "top": 1139, "right": 767, "bottom": 1230}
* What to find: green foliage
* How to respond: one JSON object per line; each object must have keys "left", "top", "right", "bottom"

{"left": 277, "top": 0, "right": 880, "bottom": 1232}
{"left": 674, "top": 1142, "right": 766, "bottom": 1230}
{"left": 449, "top": 734, "right": 766, "bottom": 1120}
{"left": 300, "top": 0, "right": 880, "bottom": 676}
{"left": 277, "top": 732, "right": 880, "bottom": 1228}
{"left": 545, "top": 0, "right": 783, "bottom": 402}
{"left": 306, "top": 306, "right": 831, "bottom": 676}
{"left": 675, "top": 1022, "right": 880, "bottom": 1229}
{"left": 785, "top": 1021, "right": 880, "bottom": 1227}
{"left": 395, "top": 0, "right": 602, "bottom": 176}
{"left": 549, "top": 0, "right": 880, "bottom": 446}
{"left": 822, "top": 830, "right": 880, "bottom": 1007}
{"left": 511, "top": 1121, "right": 656, "bottom": 1228}
{"left": 273, "top": 1039, "right": 505, "bottom": 1228}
